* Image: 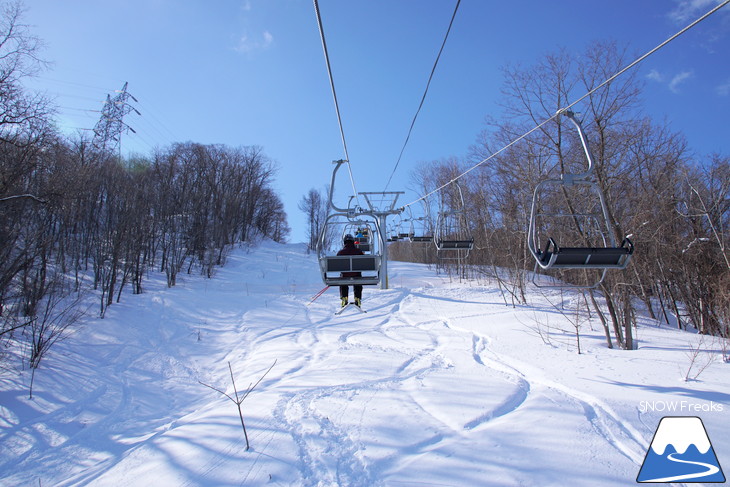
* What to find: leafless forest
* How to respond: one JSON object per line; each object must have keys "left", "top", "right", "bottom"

{"left": 1, "top": 3, "right": 289, "bottom": 369}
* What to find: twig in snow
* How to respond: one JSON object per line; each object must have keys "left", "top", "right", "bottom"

{"left": 199, "top": 359, "right": 277, "bottom": 451}
{"left": 683, "top": 338, "right": 715, "bottom": 382}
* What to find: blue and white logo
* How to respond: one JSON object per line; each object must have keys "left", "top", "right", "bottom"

{"left": 637, "top": 416, "right": 725, "bottom": 483}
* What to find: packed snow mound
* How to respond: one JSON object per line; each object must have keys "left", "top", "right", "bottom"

{"left": 1, "top": 241, "right": 728, "bottom": 486}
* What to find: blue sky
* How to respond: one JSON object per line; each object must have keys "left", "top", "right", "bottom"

{"left": 22, "top": 0, "right": 730, "bottom": 242}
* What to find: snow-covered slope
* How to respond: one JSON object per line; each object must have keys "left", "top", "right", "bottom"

{"left": 1, "top": 241, "right": 728, "bottom": 486}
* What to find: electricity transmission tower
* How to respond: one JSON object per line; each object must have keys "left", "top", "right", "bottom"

{"left": 92, "top": 81, "right": 140, "bottom": 155}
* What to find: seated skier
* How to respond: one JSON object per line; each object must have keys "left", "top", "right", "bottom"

{"left": 337, "top": 234, "right": 364, "bottom": 308}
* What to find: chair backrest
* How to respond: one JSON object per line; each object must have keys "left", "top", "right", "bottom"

{"left": 325, "top": 255, "right": 379, "bottom": 273}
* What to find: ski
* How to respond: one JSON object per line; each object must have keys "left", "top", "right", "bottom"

{"left": 335, "top": 303, "right": 367, "bottom": 315}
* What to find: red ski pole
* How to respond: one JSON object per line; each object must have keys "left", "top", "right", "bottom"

{"left": 307, "top": 286, "right": 330, "bottom": 305}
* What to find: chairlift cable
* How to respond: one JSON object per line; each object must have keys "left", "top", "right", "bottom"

{"left": 312, "top": 0, "right": 361, "bottom": 205}
{"left": 399, "top": 0, "right": 730, "bottom": 210}
{"left": 383, "top": 0, "right": 461, "bottom": 192}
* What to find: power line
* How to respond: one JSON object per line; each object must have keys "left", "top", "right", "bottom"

{"left": 312, "top": 0, "right": 360, "bottom": 206}
{"left": 133, "top": 98, "right": 181, "bottom": 143}
{"left": 34, "top": 76, "right": 116, "bottom": 95}
{"left": 126, "top": 129, "right": 158, "bottom": 154}
{"left": 57, "top": 106, "right": 100, "bottom": 114}
{"left": 384, "top": 0, "right": 461, "bottom": 192}
{"left": 401, "top": 0, "right": 730, "bottom": 210}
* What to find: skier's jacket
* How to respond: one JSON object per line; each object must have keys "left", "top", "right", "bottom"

{"left": 337, "top": 241, "right": 364, "bottom": 278}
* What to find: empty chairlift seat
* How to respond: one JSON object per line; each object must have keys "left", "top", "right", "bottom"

{"left": 433, "top": 183, "right": 474, "bottom": 258}
{"left": 527, "top": 110, "right": 636, "bottom": 280}
{"left": 407, "top": 214, "right": 433, "bottom": 243}
{"left": 535, "top": 237, "right": 634, "bottom": 269}
{"left": 435, "top": 238, "right": 474, "bottom": 250}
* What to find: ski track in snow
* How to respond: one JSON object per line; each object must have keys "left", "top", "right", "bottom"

{"left": 470, "top": 331, "right": 648, "bottom": 464}
{"left": 1, "top": 242, "right": 727, "bottom": 486}
{"left": 262, "top": 284, "right": 629, "bottom": 486}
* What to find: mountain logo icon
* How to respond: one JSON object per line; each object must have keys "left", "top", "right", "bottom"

{"left": 637, "top": 416, "right": 725, "bottom": 483}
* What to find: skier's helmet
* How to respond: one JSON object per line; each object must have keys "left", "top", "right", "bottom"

{"left": 344, "top": 234, "right": 355, "bottom": 244}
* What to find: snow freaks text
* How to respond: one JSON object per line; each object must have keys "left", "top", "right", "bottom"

{"left": 639, "top": 401, "right": 724, "bottom": 413}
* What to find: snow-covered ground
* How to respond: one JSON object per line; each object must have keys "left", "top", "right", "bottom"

{"left": 1, "top": 241, "right": 728, "bottom": 486}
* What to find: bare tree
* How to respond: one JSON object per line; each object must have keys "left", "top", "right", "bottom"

{"left": 0, "top": 1, "right": 52, "bottom": 148}
{"left": 299, "top": 187, "right": 329, "bottom": 252}
{"left": 28, "top": 286, "right": 85, "bottom": 398}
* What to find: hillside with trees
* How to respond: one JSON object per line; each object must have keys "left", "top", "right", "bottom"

{"left": 0, "top": 2, "right": 290, "bottom": 371}
{"left": 386, "top": 42, "right": 728, "bottom": 349}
